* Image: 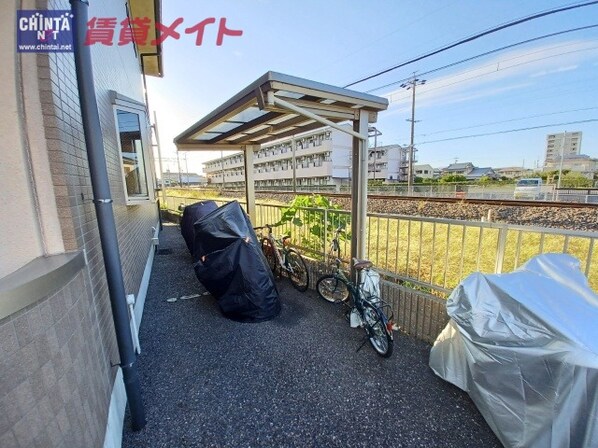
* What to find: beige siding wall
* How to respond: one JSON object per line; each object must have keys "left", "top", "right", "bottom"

{"left": 0, "top": 6, "right": 46, "bottom": 277}
{"left": 0, "top": 0, "right": 159, "bottom": 447}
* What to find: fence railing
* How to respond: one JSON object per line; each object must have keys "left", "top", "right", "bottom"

{"left": 173, "top": 185, "right": 598, "bottom": 203}
{"left": 164, "top": 195, "right": 598, "bottom": 297}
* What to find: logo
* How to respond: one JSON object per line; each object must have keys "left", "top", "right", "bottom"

{"left": 16, "top": 10, "right": 243, "bottom": 53}
{"left": 17, "top": 10, "right": 74, "bottom": 53}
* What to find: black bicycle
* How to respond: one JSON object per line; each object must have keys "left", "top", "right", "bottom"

{"left": 254, "top": 224, "right": 309, "bottom": 292}
{"left": 316, "top": 257, "right": 394, "bottom": 357}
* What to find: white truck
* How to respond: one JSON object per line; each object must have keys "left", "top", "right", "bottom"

{"left": 514, "top": 178, "right": 543, "bottom": 199}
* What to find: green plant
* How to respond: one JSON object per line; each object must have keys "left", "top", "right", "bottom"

{"left": 439, "top": 174, "right": 467, "bottom": 183}
{"left": 273, "top": 195, "right": 351, "bottom": 255}
{"left": 561, "top": 172, "right": 592, "bottom": 188}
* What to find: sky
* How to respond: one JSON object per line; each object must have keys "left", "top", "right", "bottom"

{"left": 146, "top": 0, "right": 598, "bottom": 175}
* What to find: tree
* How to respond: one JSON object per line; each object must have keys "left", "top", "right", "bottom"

{"left": 560, "top": 172, "right": 592, "bottom": 188}
{"left": 439, "top": 174, "right": 467, "bottom": 183}
{"left": 477, "top": 176, "right": 491, "bottom": 186}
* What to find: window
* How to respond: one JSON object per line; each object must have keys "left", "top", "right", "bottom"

{"left": 116, "top": 108, "right": 149, "bottom": 200}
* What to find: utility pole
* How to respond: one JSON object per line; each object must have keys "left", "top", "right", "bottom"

{"left": 400, "top": 75, "right": 426, "bottom": 192}
{"left": 368, "top": 126, "right": 382, "bottom": 182}
{"left": 152, "top": 111, "right": 166, "bottom": 204}
{"left": 176, "top": 152, "right": 183, "bottom": 187}
{"left": 184, "top": 153, "right": 189, "bottom": 188}
{"left": 557, "top": 130, "right": 567, "bottom": 189}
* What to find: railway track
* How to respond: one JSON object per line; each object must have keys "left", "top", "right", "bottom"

{"left": 254, "top": 190, "right": 597, "bottom": 209}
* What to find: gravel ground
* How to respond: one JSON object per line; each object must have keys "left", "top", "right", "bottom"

{"left": 122, "top": 224, "right": 501, "bottom": 448}
{"left": 253, "top": 192, "right": 598, "bottom": 232}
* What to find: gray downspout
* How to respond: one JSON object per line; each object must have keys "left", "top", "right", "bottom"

{"left": 69, "top": 0, "right": 146, "bottom": 431}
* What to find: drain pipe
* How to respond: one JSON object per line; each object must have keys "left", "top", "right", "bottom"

{"left": 70, "top": 0, "right": 146, "bottom": 431}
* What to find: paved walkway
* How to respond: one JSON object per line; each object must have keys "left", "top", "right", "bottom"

{"left": 122, "top": 224, "right": 500, "bottom": 447}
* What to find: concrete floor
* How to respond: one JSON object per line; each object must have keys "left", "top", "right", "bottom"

{"left": 122, "top": 224, "right": 500, "bottom": 447}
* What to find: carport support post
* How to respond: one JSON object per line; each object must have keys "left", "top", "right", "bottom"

{"left": 350, "top": 111, "right": 369, "bottom": 280}
{"left": 244, "top": 145, "right": 257, "bottom": 221}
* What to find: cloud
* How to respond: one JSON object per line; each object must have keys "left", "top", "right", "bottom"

{"left": 381, "top": 39, "right": 598, "bottom": 112}
{"left": 530, "top": 64, "right": 578, "bottom": 78}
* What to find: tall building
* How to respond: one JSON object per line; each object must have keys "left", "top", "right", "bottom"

{"left": 203, "top": 126, "right": 410, "bottom": 189}
{"left": 544, "top": 131, "right": 582, "bottom": 165}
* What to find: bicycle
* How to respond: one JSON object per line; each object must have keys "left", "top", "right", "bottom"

{"left": 316, "top": 257, "right": 394, "bottom": 358}
{"left": 254, "top": 224, "right": 309, "bottom": 292}
{"left": 325, "top": 225, "right": 345, "bottom": 269}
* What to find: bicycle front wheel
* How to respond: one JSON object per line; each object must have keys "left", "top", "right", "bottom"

{"left": 286, "top": 249, "right": 309, "bottom": 292}
{"left": 362, "top": 302, "right": 393, "bottom": 358}
{"left": 316, "top": 275, "right": 350, "bottom": 304}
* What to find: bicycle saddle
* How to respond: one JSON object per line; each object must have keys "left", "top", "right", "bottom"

{"left": 352, "top": 258, "right": 372, "bottom": 270}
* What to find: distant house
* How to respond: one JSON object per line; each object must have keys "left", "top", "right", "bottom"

{"left": 162, "top": 171, "right": 207, "bottom": 186}
{"left": 441, "top": 162, "right": 498, "bottom": 180}
{"left": 543, "top": 154, "right": 598, "bottom": 180}
{"left": 465, "top": 167, "right": 498, "bottom": 181}
{"left": 442, "top": 162, "right": 475, "bottom": 176}
{"left": 414, "top": 164, "right": 434, "bottom": 179}
{"left": 495, "top": 167, "right": 533, "bottom": 179}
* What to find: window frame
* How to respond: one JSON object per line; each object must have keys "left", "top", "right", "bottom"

{"left": 112, "top": 100, "right": 154, "bottom": 204}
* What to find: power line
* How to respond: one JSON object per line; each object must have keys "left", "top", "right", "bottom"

{"left": 366, "top": 24, "right": 598, "bottom": 94}
{"left": 419, "top": 107, "right": 598, "bottom": 137}
{"left": 386, "top": 44, "right": 598, "bottom": 104}
{"left": 343, "top": 1, "right": 598, "bottom": 88}
{"left": 416, "top": 119, "right": 598, "bottom": 145}
{"left": 404, "top": 77, "right": 597, "bottom": 119}
{"left": 310, "top": 1, "right": 457, "bottom": 79}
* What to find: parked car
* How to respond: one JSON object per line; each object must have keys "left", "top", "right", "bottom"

{"left": 514, "top": 178, "right": 542, "bottom": 199}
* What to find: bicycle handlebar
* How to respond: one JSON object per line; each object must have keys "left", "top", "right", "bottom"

{"left": 253, "top": 224, "right": 273, "bottom": 232}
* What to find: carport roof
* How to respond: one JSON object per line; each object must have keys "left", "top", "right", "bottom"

{"left": 174, "top": 71, "right": 389, "bottom": 150}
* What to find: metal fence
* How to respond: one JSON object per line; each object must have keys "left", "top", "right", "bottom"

{"left": 164, "top": 195, "right": 598, "bottom": 297}
{"left": 174, "top": 185, "right": 598, "bottom": 203}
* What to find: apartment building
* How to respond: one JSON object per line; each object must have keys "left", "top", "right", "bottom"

{"left": 203, "top": 127, "right": 410, "bottom": 188}
{"left": 544, "top": 131, "right": 582, "bottom": 164}
{"left": 368, "top": 144, "right": 410, "bottom": 182}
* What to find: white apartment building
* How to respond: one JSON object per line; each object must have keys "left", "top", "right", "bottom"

{"left": 545, "top": 131, "right": 582, "bottom": 164}
{"left": 368, "top": 144, "right": 410, "bottom": 182}
{"left": 203, "top": 126, "right": 411, "bottom": 189}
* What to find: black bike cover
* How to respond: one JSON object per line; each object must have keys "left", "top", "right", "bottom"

{"left": 180, "top": 200, "right": 219, "bottom": 253}
{"left": 192, "top": 201, "right": 281, "bottom": 322}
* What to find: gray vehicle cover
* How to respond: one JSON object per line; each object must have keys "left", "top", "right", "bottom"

{"left": 429, "top": 254, "right": 598, "bottom": 448}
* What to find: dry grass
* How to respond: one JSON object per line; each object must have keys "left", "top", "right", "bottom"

{"left": 165, "top": 195, "right": 598, "bottom": 296}
{"left": 365, "top": 216, "right": 598, "bottom": 296}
